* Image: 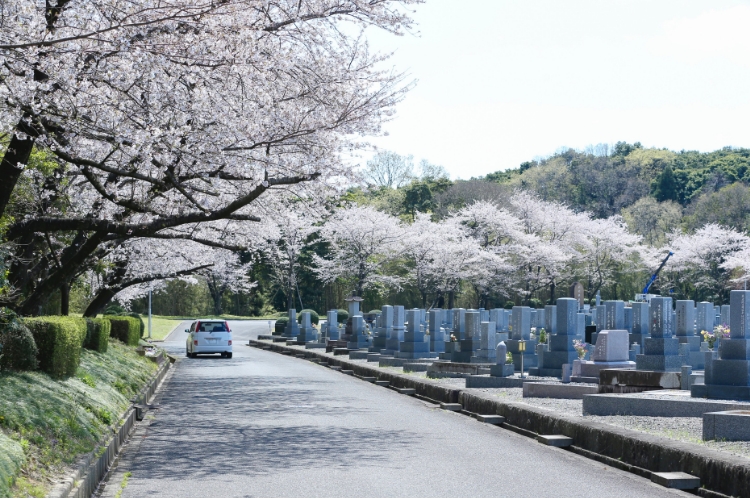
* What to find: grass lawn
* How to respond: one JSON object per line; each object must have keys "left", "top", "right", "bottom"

{"left": 142, "top": 316, "right": 185, "bottom": 341}
{"left": 0, "top": 341, "right": 158, "bottom": 497}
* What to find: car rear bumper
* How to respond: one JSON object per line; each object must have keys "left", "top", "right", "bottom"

{"left": 192, "top": 346, "right": 232, "bottom": 354}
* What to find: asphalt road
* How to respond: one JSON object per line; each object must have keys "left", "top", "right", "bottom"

{"left": 103, "top": 320, "right": 688, "bottom": 498}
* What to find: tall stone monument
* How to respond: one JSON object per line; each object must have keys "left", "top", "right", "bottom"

{"left": 631, "top": 302, "right": 650, "bottom": 346}
{"left": 530, "top": 298, "right": 582, "bottom": 377}
{"left": 429, "top": 308, "right": 446, "bottom": 353}
{"left": 635, "top": 296, "right": 681, "bottom": 372}
{"left": 396, "top": 309, "right": 432, "bottom": 359}
{"left": 676, "top": 299, "right": 703, "bottom": 369}
{"left": 284, "top": 308, "right": 300, "bottom": 338}
{"left": 692, "top": 290, "right": 750, "bottom": 400}
{"left": 507, "top": 306, "right": 537, "bottom": 371}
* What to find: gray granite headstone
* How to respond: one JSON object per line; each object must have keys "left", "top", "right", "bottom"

{"left": 697, "top": 301, "right": 713, "bottom": 334}
{"left": 636, "top": 296, "right": 681, "bottom": 372}
{"left": 604, "top": 301, "right": 625, "bottom": 330}
{"left": 545, "top": 305, "right": 557, "bottom": 334}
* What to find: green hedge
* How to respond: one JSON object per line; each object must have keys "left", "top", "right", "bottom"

{"left": 84, "top": 318, "right": 111, "bottom": 353}
{"left": 337, "top": 309, "right": 349, "bottom": 322}
{"left": 22, "top": 317, "right": 87, "bottom": 379}
{"left": 125, "top": 313, "right": 145, "bottom": 337}
{"left": 105, "top": 316, "right": 141, "bottom": 346}
{"left": 0, "top": 321, "right": 38, "bottom": 372}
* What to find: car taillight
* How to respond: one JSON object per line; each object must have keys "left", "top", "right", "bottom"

{"left": 194, "top": 340, "right": 198, "bottom": 345}
{"left": 228, "top": 340, "right": 232, "bottom": 345}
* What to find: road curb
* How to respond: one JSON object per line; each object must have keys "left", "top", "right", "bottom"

{"left": 250, "top": 339, "right": 748, "bottom": 497}
{"left": 50, "top": 358, "right": 173, "bottom": 498}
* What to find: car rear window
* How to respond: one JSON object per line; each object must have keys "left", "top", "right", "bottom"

{"left": 197, "top": 322, "right": 228, "bottom": 332}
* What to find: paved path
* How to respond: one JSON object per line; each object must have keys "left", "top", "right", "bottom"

{"left": 103, "top": 321, "right": 688, "bottom": 497}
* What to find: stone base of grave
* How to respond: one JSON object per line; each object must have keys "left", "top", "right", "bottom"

{"left": 427, "top": 361, "right": 494, "bottom": 378}
{"left": 395, "top": 340, "right": 434, "bottom": 359}
{"left": 470, "top": 349, "right": 497, "bottom": 364}
{"left": 523, "top": 382, "right": 598, "bottom": 399}
{"left": 366, "top": 353, "right": 381, "bottom": 362}
{"left": 348, "top": 350, "right": 369, "bottom": 360}
{"left": 347, "top": 337, "right": 370, "bottom": 350}
{"left": 583, "top": 389, "right": 750, "bottom": 417}
{"left": 677, "top": 336, "right": 704, "bottom": 369}
{"left": 326, "top": 339, "right": 347, "bottom": 352}
{"left": 465, "top": 374, "right": 525, "bottom": 388}
{"left": 529, "top": 345, "right": 580, "bottom": 377}
{"left": 580, "top": 360, "right": 635, "bottom": 378}
{"left": 304, "top": 342, "right": 326, "bottom": 349}
{"left": 370, "top": 335, "right": 387, "bottom": 352}
{"left": 272, "top": 336, "right": 288, "bottom": 343}
{"left": 703, "top": 410, "right": 750, "bottom": 441}
{"left": 296, "top": 330, "right": 318, "bottom": 344}
{"left": 489, "top": 363, "right": 515, "bottom": 377}
{"left": 691, "top": 383, "right": 750, "bottom": 401}
{"left": 378, "top": 357, "right": 433, "bottom": 368}
{"left": 430, "top": 340, "right": 445, "bottom": 353}
{"left": 635, "top": 337, "right": 683, "bottom": 372}
{"left": 403, "top": 362, "right": 430, "bottom": 372}
{"left": 598, "top": 369, "right": 682, "bottom": 393}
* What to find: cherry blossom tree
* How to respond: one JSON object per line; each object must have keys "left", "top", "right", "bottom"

{"left": 257, "top": 210, "right": 319, "bottom": 310}
{"left": 664, "top": 224, "right": 750, "bottom": 303}
{"left": 0, "top": 0, "right": 421, "bottom": 315}
{"left": 313, "top": 205, "right": 404, "bottom": 297}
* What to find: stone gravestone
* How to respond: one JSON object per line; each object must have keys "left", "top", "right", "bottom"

{"left": 371, "top": 306, "right": 392, "bottom": 351}
{"left": 326, "top": 310, "right": 340, "bottom": 340}
{"left": 721, "top": 305, "right": 731, "bottom": 326}
{"left": 490, "top": 309, "right": 509, "bottom": 341}
{"left": 396, "top": 309, "right": 431, "bottom": 359}
{"left": 507, "top": 306, "right": 537, "bottom": 371}
{"left": 595, "top": 305, "right": 606, "bottom": 334}
{"left": 636, "top": 297, "right": 681, "bottom": 372}
{"left": 490, "top": 341, "right": 515, "bottom": 377}
{"left": 692, "top": 290, "right": 750, "bottom": 400}
{"left": 452, "top": 308, "right": 467, "bottom": 340}
{"left": 573, "top": 330, "right": 635, "bottom": 382}
{"left": 570, "top": 282, "right": 585, "bottom": 310}
{"left": 297, "top": 312, "right": 319, "bottom": 343}
{"left": 545, "top": 305, "right": 557, "bottom": 334}
{"left": 624, "top": 306, "right": 633, "bottom": 333}
{"left": 429, "top": 308, "right": 446, "bottom": 353}
{"left": 536, "top": 309, "right": 546, "bottom": 332}
{"left": 676, "top": 299, "right": 703, "bottom": 369}
{"left": 605, "top": 301, "right": 625, "bottom": 330}
{"left": 530, "top": 298, "right": 581, "bottom": 377}
{"left": 471, "top": 321, "right": 497, "bottom": 363}
{"left": 631, "top": 302, "right": 650, "bottom": 346}
{"left": 697, "top": 301, "right": 714, "bottom": 334}
{"left": 284, "top": 308, "right": 300, "bottom": 338}
{"left": 383, "top": 305, "right": 405, "bottom": 355}
{"left": 347, "top": 315, "right": 369, "bottom": 350}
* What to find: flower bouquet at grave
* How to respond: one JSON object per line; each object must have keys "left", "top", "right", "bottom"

{"left": 702, "top": 324, "right": 730, "bottom": 349}
{"left": 530, "top": 327, "right": 537, "bottom": 341}
{"left": 506, "top": 351, "right": 514, "bottom": 364}
{"left": 573, "top": 339, "right": 588, "bottom": 359}
{"left": 450, "top": 333, "right": 457, "bottom": 342}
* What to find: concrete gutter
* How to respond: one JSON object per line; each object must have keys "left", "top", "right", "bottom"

{"left": 251, "top": 339, "right": 747, "bottom": 498}
{"left": 50, "top": 357, "right": 173, "bottom": 498}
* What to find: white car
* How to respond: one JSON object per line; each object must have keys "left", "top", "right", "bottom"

{"left": 185, "top": 320, "right": 233, "bottom": 358}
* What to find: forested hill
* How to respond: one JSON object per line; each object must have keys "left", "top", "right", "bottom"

{"left": 353, "top": 142, "right": 750, "bottom": 241}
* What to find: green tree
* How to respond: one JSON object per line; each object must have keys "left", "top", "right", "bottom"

{"left": 402, "top": 181, "right": 433, "bottom": 220}
{"left": 652, "top": 164, "right": 678, "bottom": 202}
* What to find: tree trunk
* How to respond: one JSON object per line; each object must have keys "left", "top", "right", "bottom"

{"left": 448, "top": 290, "right": 455, "bottom": 309}
{"left": 549, "top": 281, "right": 556, "bottom": 305}
{"left": 84, "top": 288, "right": 117, "bottom": 317}
{"left": 60, "top": 282, "right": 70, "bottom": 316}
{"left": 0, "top": 118, "right": 38, "bottom": 219}
{"left": 206, "top": 277, "right": 224, "bottom": 316}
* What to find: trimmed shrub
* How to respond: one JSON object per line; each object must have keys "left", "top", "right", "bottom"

{"left": 297, "top": 309, "right": 319, "bottom": 325}
{"left": 337, "top": 309, "right": 349, "bottom": 322}
{"left": 106, "top": 316, "right": 141, "bottom": 346}
{"left": 368, "top": 309, "right": 382, "bottom": 315}
{"left": 22, "top": 316, "right": 87, "bottom": 379}
{"left": 84, "top": 318, "right": 111, "bottom": 353}
{"left": 103, "top": 303, "right": 126, "bottom": 315}
{"left": 274, "top": 316, "right": 288, "bottom": 334}
{"left": 504, "top": 301, "right": 515, "bottom": 310}
{"left": 0, "top": 321, "right": 38, "bottom": 371}
{"left": 125, "top": 312, "right": 146, "bottom": 337}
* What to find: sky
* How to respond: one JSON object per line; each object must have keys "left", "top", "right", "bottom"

{"left": 363, "top": 0, "right": 750, "bottom": 179}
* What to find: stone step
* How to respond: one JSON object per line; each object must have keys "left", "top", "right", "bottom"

{"left": 397, "top": 388, "right": 416, "bottom": 395}
{"left": 375, "top": 380, "right": 390, "bottom": 387}
{"left": 341, "top": 370, "right": 354, "bottom": 375}
{"left": 536, "top": 434, "right": 573, "bottom": 447}
{"left": 329, "top": 366, "right": 342, "bottom": 371}
{"left": 474, "top": 414, "right": 505, "bottom": 425}
{"left": 650, "top": 472, "right": 700, "bottom": 490}
{"left": 439, "top": 402, "right": 462, "bottom": 411}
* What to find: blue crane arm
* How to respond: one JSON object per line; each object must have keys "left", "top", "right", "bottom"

{"left": 642, "top": 251, "right": 674, "bottom": 294}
